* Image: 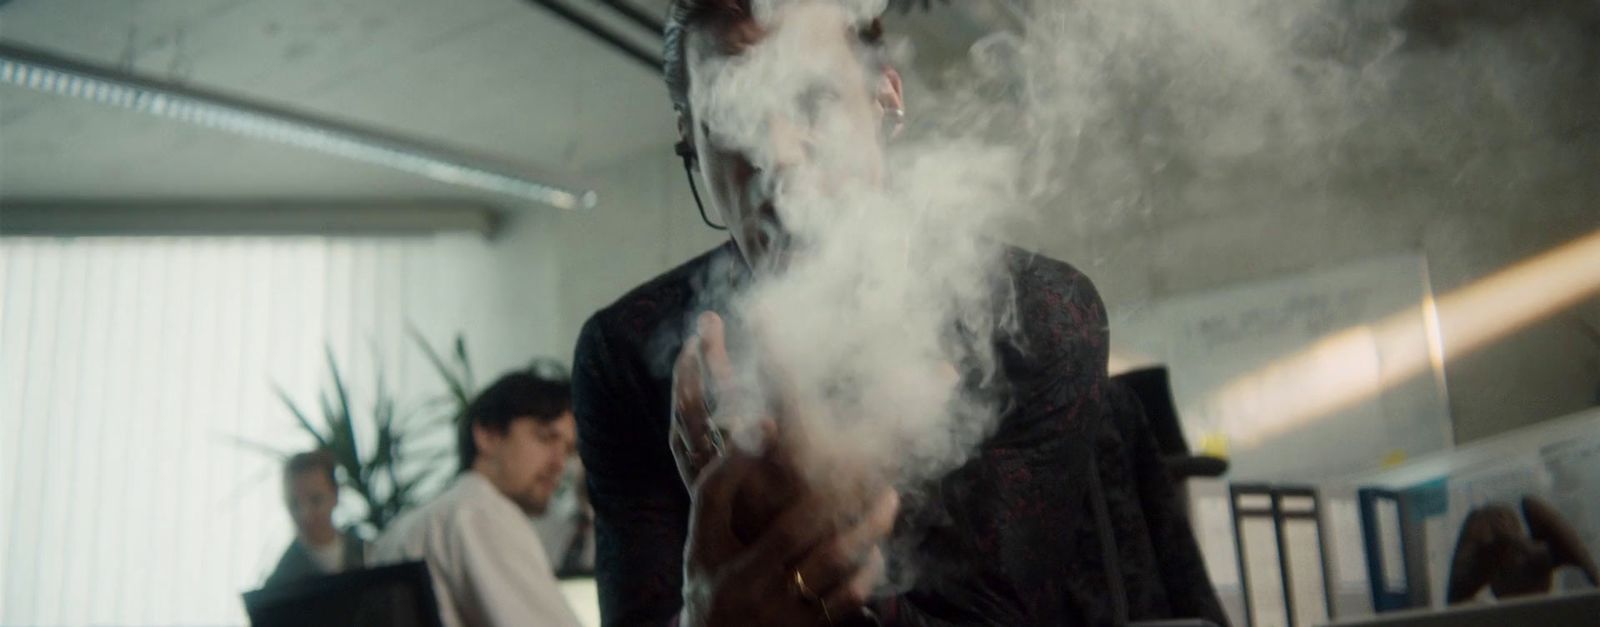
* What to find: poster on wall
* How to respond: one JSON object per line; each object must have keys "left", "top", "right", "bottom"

{"left": 1112, "top": 253, "right": 1453, "bottom": 482}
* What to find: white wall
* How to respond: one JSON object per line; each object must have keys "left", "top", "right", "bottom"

{"left": 527, "top": 145, "right": 729, "bottom": 361}
{"left": 470, "top": 214, "right": 568, "bottom": 373}
{"left": 1056, "top": 153, "right": 1600, "bottom": 444}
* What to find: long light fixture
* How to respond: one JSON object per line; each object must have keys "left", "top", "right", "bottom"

{"left": 0, "top": 42, "right": 598, "bottom": 211}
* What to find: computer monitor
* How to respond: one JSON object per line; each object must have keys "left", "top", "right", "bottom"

{"left": 242, "top": 561, "right": 442, "bottom": 627}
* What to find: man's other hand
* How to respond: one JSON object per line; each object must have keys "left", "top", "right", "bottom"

{"left": 681, "top": 453, "right": 898, "bottom": 627}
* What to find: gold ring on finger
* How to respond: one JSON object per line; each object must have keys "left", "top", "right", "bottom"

{"left": 792, "top": 569, "right": 818, "bottom": 602}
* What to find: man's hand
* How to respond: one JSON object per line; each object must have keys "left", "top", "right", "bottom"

{"left": 671, "top": 311, "right": 738, "bottom": 488}
{"left": 671, "top": 311, "right": 899, "bottom": 625}
{"left": 681, "top": 453, "right": 899, "bottom": 627}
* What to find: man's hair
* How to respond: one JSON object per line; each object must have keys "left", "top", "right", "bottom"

{"left": 663, "top": 0, "right": 885, "bottom": 115}
{"left": 284, "top": 449, "right": 338, "bottom": 489}
{"left": 458, "top": 369, "right": 573, "bottom": 471}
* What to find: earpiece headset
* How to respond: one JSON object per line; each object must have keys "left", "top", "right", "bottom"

{"left": 676, "top": 139, "right": 727, "bottom": 231}
{"left": 676, "top": 105, "right": 903, "bottom": 232}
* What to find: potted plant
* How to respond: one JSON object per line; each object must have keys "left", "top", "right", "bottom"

{"left": 264, "top": 329, "right": 474, "bottom": 534}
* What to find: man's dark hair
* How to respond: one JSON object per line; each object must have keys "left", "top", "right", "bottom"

{"left": 663, "top": 0, "right": 885, "bottom": 115}
{"left": 458, "top": 369, "right": 573, "bottom": 471}
{"left": 284, "top": 449, "right": 338, "bottom": 489}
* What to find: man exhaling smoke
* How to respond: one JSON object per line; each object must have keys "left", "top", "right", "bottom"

{"left": 572, "top": 0, "right": 1227, "bottom": 625}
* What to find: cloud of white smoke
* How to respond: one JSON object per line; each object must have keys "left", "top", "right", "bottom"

{"left": 680, "top": 0, "right": 1600, "bottom": 514}
{"left": 687, "top": 0, "right": 1020, "bottom": 495}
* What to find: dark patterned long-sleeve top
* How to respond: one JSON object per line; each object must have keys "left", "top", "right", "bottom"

{"left": 572, "top": 242, "right": 1223, "bottom": 626}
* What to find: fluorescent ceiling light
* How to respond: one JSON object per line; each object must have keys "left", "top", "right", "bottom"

{"left": 0, "top": 42, "right": 597, "bottom": 211}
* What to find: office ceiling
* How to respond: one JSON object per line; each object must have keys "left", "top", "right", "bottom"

{"left": 0, "top": 0, "right": 990, "bottom": 207}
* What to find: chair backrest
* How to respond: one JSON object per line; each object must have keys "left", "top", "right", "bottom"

{"left": 242, "top": 561, "right": 442, "bottom": 627}
{"left": 1094, "top": 377, "right": 1231, "bottom": 626}
{"left": 1112, "top": 367, "right": 1189, "bottom": 457}
{"left": 1113, "top": 366, "right": 1229, "bottom": 481}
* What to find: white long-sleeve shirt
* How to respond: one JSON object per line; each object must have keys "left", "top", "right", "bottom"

{"left": 372, "top": 472, "right": 582, "bottom": 627}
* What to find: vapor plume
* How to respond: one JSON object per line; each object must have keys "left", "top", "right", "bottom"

{"left": 679, "top": 0, "right": 1600, "bottom": 517}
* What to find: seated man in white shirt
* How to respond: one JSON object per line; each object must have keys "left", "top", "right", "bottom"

{"left": 373, "top": 370, "right": 583, "bottom": 627}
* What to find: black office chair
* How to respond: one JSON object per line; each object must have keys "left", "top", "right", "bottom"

{"left": 1088, "top": 456, "right": 1224, "bottom": 626}
{"left": 1114, "top": 367, "right": 1228, "bottom": 506}
{"left": 1090, "top": 368, "right": 1229, "bottom": 626}
{"left": 242, "top": 561, "right": 442, "bottom": 627}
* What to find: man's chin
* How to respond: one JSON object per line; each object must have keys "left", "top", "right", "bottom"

{"left": 299, "top": 528, "right": 339, "bottom": 546}
{"left": 753, "top": 251, "right": 793, "bottom": 276}
{"left": 515, "top": 498, "right": 549, "bottom": 517}
{"left": 748, "top": 236, "right": 798, "bottom": 276}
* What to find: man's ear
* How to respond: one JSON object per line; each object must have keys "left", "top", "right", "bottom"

{"left": 879, "top": 65, "right": 904, "bottom": 115}
{"left": 472, "top": 422, "right": 500, "bottom": 461}
{"left": 877, "top": 65, "right": 906, "bottom": 139}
